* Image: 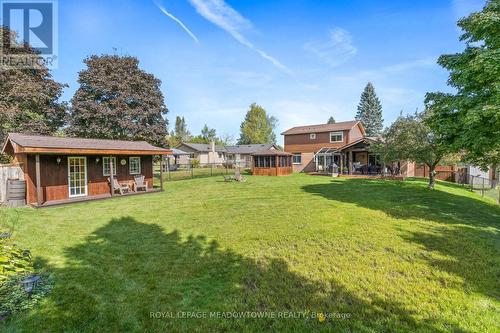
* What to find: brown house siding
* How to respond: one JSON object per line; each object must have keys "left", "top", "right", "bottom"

{"left": 284, "top": 130, "right": 349, "bottom": 172}
{"left": 22, "top": 154, "right": 153, "bottom": 204}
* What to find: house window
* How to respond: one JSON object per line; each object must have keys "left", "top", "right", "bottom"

{"left": 103, "top": 157, "right": 117, "bottom": 176}
{"left": 310, "top": 133, "right": 316, "bottom": 140}
{"left": 292, "top": 153, "right": 302, "bottom": 164}
{"left": 330, "top": 131, "right": 343, "bottom": 143}
{"left": 129, "top": 157, "right": 141, "bottom": 175}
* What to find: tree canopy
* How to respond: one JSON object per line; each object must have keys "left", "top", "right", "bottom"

{"left": 67, "top": 55, "right": 168, "bottom": 147}
{"left": 238, "top": 103, "right": 277, "bottom": 144}
{"left": 327, "top": 116, "right": 336, "bottom": 124}
{"left": 0, "top": 27, "right": 66, "bottom": 163}
{"left": 425, "top": 0, "right": 499, "bottom": 171}
{"left": 376, "top": 111, "right": 448, "bottom": 189}
{"left": 190, "top": 124, "right": 223, "bottom": 145}
{"left": 356, "top": 83, "right": 383, "bottom": 136}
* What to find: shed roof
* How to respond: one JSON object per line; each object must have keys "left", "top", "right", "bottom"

{"left": 281, "top": 120, "right": 363, "bottom": 135}
{"left": 2, "top": 133, "right": 171, "bottom": 155}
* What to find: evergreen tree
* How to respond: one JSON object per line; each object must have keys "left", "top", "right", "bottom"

{"left": 167, "top": 116, "right": 191, "bottom": 147}
{"left": 67, "top": 55, "right": 168, "bottom": 147}
{"left": 238, "top": 103, "right": 277, "bottom": 144}
{"left": 174, "top": 116, "right": 190, "bottom": 140}
{"left": 327, "top": 116, "right": 336, "bottom": 124}
{"left": 355, "top": 83, "right": 383, "bottom": 136}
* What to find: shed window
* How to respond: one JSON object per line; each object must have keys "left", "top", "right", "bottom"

{"left": 103, "top": 157, "right": 117, "bottom": 176}
{"left": 292, "top": 153, "right": 302, "bottom": 164}
{"left": 129, "top": 157, "right": 141, "bottom": 175}
{"left": 330, "top": 131, "right": 343, "bottom": 143}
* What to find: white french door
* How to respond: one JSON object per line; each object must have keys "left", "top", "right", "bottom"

{"left": 68, "top": 157, "right": 87, "bottom": 197}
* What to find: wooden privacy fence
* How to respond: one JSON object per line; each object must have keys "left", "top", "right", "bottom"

{"left": 414, "top": 165, "right": 457, "bottom": 181}
{"left": 0, "top": 164, "right": 24, "bottom": 204}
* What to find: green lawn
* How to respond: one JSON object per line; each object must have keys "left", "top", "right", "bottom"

{"left": 1, "top": 175, "right": 499, "bottom": 332}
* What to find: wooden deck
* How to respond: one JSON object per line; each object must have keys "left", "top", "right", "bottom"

{"left": 31, "top": 188, "right": 162, "bottom": 208}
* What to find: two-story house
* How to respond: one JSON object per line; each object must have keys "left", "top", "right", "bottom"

{"left": 282, "top": 120, "right": 381, "bottom": 174}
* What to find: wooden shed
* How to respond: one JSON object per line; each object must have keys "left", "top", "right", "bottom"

{"left": 1, "top": 133, "right": 171, "bottom": 207}
{"left": 251, "top": 150, "right": 293, "bottom": 176}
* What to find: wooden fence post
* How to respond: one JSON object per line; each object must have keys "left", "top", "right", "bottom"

{"left": 109, "top": 156, "right": 114, "bottom": 197}
{"left": 159, "top": 156, "right": 164, "bottom": 191}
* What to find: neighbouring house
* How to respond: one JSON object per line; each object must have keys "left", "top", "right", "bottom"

{"left": 226, "top": 144, "right": 279, "bottom": 167}
{"left": 175, "top": 142, "right": 279, "bottom": 167}
{"left": 176, "top": 142, "right": 226, "bottom": 165}
{"left": 1, "top": 133, "right": 171, "bottom": 207}
{"left": 168, "top": 148, "right": 192, "bottom": 165}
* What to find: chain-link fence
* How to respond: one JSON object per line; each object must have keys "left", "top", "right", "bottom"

{"left": 154, "top": 161, "right": 251, "bottom": 183}
{"left": 435, "top": 171, "right": 499, "bottom": 203}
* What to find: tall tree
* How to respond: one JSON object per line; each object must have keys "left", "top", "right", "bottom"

{"left": 238, "top": 103, "right": 277, "bottom": 144}
{"left": 67, "top": 55, "right": 168, "bottom": 146}
{"left": 425, "top": 0, "right": 499, "bottom": 173}
{"left": 174, "top": 116, "right": 191, "bottom": 140}
{"left": 0, "top": 27, "right": 66, "bottom": 162}
{"left": 327, "top": 116, "right": 336, "bottom": 124}
{"left": 376, "top": 111, "right": 448, "bottom": 189}
{"left": 356, "top": 82, "right": 383, "bottom": 136}
{"left": 190, "top": 124, "right": 222, "bottom": 144}
{"left": 167, "top": 116, "right": 191, "bottom": 147}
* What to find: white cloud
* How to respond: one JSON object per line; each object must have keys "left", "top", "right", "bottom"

{"left": 187, "top": 0, "right": 291, "bottom": 74}
{"left": 154, "top": 1, "right": 199, "bottom": 43}
{"left": 304, "top": 28, "right": 357, "bottom": 67}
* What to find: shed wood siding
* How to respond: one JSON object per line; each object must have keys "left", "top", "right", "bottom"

{"left": 23, "top": 154, "right": 153, "bottom": 204}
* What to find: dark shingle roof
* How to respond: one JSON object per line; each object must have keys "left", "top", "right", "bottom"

{"left": 178, "top": 143, "right": 278, "bottom": 154}
{"left": 5, "top": 133, "right": 169, "bottom": 152}
{"left": 178, "top": 142, "right": 227, "bottom": 152}
{"left": 281, "top": 120, "right": 361, "bottom": 135}
{"left": 226, "top": 144, "right": 276, "bottom": 154}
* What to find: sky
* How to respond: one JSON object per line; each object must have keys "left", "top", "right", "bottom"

{"left": 50, "top": 0, "right": 485, "bottom": 145}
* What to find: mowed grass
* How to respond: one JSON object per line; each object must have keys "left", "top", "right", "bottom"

{"left": 1, "top": 174, "right": 499, "bottom": 332}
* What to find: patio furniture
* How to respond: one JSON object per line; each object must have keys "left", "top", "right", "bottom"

{"left": 108, "top": 178, "right": 130, "bottom": 195}
{"left": 223, "top": 175, "right": 233, "bottom": 182}
{"left": 133, "top": 175, "right": 147, "bottom": 192}
{"left": 235, "top": 174, "right": 247, "bottom": 182}
{"left": 234, "top": 170, "right": 247, "bottom": 182}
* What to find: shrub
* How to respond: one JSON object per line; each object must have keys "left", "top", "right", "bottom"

{"left": 190, "top": 159, "right": 200, "bottom": 168}
{"left": 0, "top": 231, "right": 52, "bottom": 319}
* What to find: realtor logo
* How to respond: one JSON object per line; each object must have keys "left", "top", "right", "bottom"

{"left": 1, "top": 0, "right": 58, "bottom": 69}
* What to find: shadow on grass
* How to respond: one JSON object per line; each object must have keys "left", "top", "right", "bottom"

{"left": 302, "top": 178, "right": 499, "bottom": 228}
{"left": 302, "top": 178, "right": 500, "bottom": 302}
{"left": 2, "top": 217, "right": 469, "bottom": 332}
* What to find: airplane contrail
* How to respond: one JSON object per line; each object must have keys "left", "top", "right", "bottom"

{"left": 154, "top": 1, "right": 199, "bottom": 43}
